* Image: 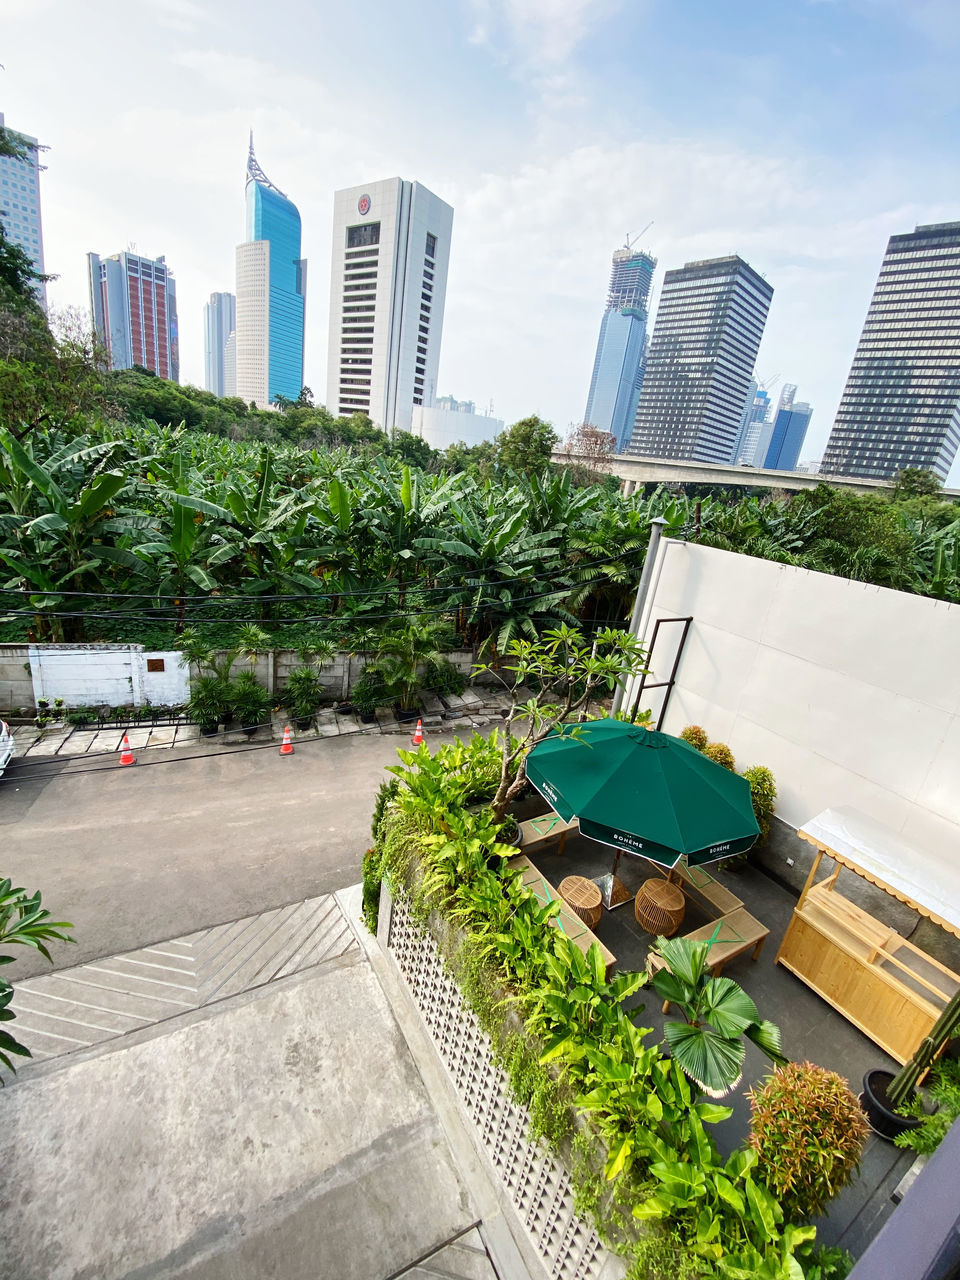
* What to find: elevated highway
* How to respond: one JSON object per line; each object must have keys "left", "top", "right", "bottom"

{"left": 555, "top": 453, "right": 960, "bottom": 499}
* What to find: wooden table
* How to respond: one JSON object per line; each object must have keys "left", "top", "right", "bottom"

{"left": 518, "top": 811, "right": 579, "bottom": 856}
{"left": 634, "top": 878, "right": 686, "bottom": 936}
{"left": 507, "top": 855, "right": 615, "bottom": 976}
{"left": 648, "top": 907, "right": 770, "bottom": 1009}
{"left": 559, "top": 875, "right": 602, "bottom": 929}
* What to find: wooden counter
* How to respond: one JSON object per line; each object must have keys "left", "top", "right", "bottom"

{"left": 776, "top": 879, "right": 960, "bottom": 1064}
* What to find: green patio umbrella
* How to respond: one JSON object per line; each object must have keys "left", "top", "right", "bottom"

{"left": 525, "top": 720, "right": 760, "bottom": 873}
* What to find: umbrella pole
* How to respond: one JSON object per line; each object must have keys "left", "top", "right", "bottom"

{"left": 596, "top": 849, "right": 630, "bottom": 911}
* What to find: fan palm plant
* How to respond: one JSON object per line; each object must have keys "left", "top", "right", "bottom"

{"left": 650, "top": 933, "right": 786, "bottom": 1097}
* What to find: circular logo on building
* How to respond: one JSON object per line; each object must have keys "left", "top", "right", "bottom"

{"left": 357, "top": 194, "right": 371, "bottom": 216}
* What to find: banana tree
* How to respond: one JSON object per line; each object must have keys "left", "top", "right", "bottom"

{"left": 650, "top": 933, "right": 786, "bottom": 1097}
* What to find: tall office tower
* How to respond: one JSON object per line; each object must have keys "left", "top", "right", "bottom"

{"left": 763, "top": 399, "right": 813, "bottom": 471}
{"left": 88, "top": 250, "right": 179, "bottom": 381}
{"left": 0, "top": 111, "right": 46, "bottom": 306}
{"left": 223, "top": 331, "right": 237, "bottom": 398}
{"left": 203, "top": 291, "right": 236, "bottom": 397}
{"left": 326, "top": 178, "right": 453, "bottom": 430}
{"left": 732, "top": 385, "right": 773, "bottom": 465}
{"left": 235, "top": 136, "right": 306, "bottom": 409}
{"left": 822, "top": 222, "right": 960, "bottom": 481}
{"left": 627, "top": 256, "right": 773, "bottom": 462}
{"left": 583, "top": 245, "right": 657, "bottom": 452}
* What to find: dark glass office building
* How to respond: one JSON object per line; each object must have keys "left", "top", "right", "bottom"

{"left": 583, "top": 246, "right": 656, "bottom": 452}
{"left": 627, "top": 255, "right": 773, "bottom": 462}
{"left": 822, "top": 222, "right": 960, "bottom": 481}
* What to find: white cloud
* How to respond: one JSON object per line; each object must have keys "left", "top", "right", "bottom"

{"left": 467, "top": 0, "right": 625, "bottom": 67}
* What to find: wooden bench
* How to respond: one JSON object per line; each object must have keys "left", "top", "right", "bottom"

{"left": 663, "top": 859, "right": 744, "bottom": 919}
{"left": 518, "top": 811, "right": 579, "bottom": 856}
{"left": 647, "top": 906, "right": 769, "bottom": 1011}
{"left": 507, "top": 854, "right": 615, "bottom": 977}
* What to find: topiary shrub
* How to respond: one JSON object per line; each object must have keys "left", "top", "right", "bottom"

{"left": 704, "top": 741, "right": 736, "bottom": 771}
{"left": 742, "top": 764, "right": 777, "bottom": 843}
{"left": 679, "top": 724, "right": 708, "bottom": 752}
{"left": 747, "top": 1061, "right": 869, "bottom": 1220}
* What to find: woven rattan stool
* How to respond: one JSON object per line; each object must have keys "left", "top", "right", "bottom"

{"left": 559, "top": 875, "right": 603, "bottom": 929}
{"left": 634, "top": 878, "right": 685, "bottom": 936}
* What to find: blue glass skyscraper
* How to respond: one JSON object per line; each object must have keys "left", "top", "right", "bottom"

{"left": 764, "top": 402, "right": 813, "bottom": 471}
{"left": 584, "top": 246, "right": 656, "bottom": 452}
{"left": 235, "top": 136, "right": 306, "bottom": 407}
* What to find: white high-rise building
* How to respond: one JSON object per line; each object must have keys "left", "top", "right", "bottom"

{"left": 0, "top": 111, "right": 46, "bottom": 307}
{"left": 203, "top": 291, "right": 236, "bottom": 397}
{"left": 326, "top": 178, "right": 453, "bottom": 431}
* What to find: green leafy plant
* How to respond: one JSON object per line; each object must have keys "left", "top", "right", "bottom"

{"left": 895, "top": 1054, "right": 960, "bottom": 1154}
{"left": 187, "top": 675, "right": 228, "bottom": 733}
{"left": 887, "top": 990, "right": 960, "bottom": 1110}
{"left": 375, "top": 615, "right": 451, "bottom": 712}
{"left": 65, "top": 707, "right": 94, "bottom": 727}
{"left": 230, "top": 670, "right": 272, "bottom": 731}
{"left": 650, "top": 933, "right": 786, "bottom": 1097}
{"left": 422, "top": 656, "right": 467, "bottom": 696}
{"left": 742, "top": 764, "right": 777, "bottom": 843}
{"left": 747, "top": 1061, "right": 869, "bottom": 1219}
{"left": 798, "top": 1243, "right": 855, "bottom": 1280}
{"left": 283, "top": 664, "right": 326, "bottom": 725}
{"left": 0, "top": 878, "right": 74, "bottom": 1072}
{"left": 679, "top": 725, "right": 708, "bottom": 752}
{"left": 704, "top": 741, "right": 736, "bottom": 771}
{"left": 351, "top": 666, "right": 390, "bottom": 719}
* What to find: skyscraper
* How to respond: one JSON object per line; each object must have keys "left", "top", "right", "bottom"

{"left": 821, "top": 222, "right": 960, "bottom": 481}
{"left": 87, "top": 250, "right": 179, "bottom": 381}
{"left": 0, "top": 111, "right": 46, "bottom": 306}
{"left": 583, "top": 245, "right": 656, "bottom": 452}
{"left": 731, "top": 383, "right": 772, "bottom": 466}
{"left": 326, "top": 178, "right": 453, "bottom": 431}
{"left": 627, "top": 256, "right": 773, "bottom": 462}
{"left": 203, "top": 291, "right": 236, "bottom": 397}
{"left": 235, "top": 136, "right": 306, "bottom": 408}
{"left": 763, "top": 400, "right": 813, "bottom": 471}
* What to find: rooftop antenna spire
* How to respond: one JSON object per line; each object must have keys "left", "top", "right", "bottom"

{"left": 245, "top": 130, "right": 287, "bottom": 198}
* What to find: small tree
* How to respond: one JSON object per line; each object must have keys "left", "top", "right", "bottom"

{"left": 495, "top": 414, "right": 558, "bottom": 473}
{"left": 474, "top": 624, "right": 647, "bottom": 822}
{"left": 893, "top": 467, "right": 941, "bottom": 498}
{"left": 558, "top": 422, "right": 616, "bottom": 480}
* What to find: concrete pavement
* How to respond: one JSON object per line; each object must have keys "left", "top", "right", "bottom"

{"left": 0, "top": 729, "right": 458, "bottom": 980}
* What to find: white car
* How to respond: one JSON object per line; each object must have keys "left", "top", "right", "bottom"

{"left": 0, "top": 720, "right": 14, "bottom": 778}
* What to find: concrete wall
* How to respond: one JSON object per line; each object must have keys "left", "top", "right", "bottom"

{"left": 26, "top": 645, "right": 189, "bottom": 708}
{"left": 625, "top": 540, "right": 960, "bottom": 967}
{"left": 0, "top": 644, "right": 32, "bottom": 712}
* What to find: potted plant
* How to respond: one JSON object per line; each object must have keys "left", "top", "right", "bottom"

{"left": 283, "top": 665, "right": 326, "bottom": 730}
{"left": 350, "top": 666, "right": 389, "bottom": 724}
{"left": 375, "top": 616, "right": 450, "bottom": 722}
{"left": 188, "top": 676, "right": 227, "bottom": 737}
{"left": 861, "top": 992, "right": 960, "bottom": 1139}
{"left": 230, "top": 671, "right": 272, "bottom": 738}
{"left": 66, "top": 707, "right": 94, "bottom": 729}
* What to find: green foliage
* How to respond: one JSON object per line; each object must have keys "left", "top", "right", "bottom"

{"left": 747, "top": 1061, "right": 869, "bottom": 1219}
{"left": 893, "top": 467, "right": 941, "bottom": 498}
{"left": 283, "top": 664, "right": 326, "bottom": 721}
{"left": 0, "top": 878, "right": 74, "bottom": 1072}
{"left": 187, "top": 675, "right": 228, "bottom": 731}
{"left": 895, "top": 1054, "right": 960, "bottom": 1155}
{"left": 704, "top": 742, "right": 736, "bottom": 771}
{"left": 351, "top": 666, "right": 390, "bottom": 716}
{"left": 650, "top": 933, "right": 787, "bottom": 1097}
{"left": 374, "top": 615, "right": 452, "bottom": 710}
{"left": 888, "top": 990, "right": 960, "bottom": 1108}
{"left": 422, "top": 656, "right": 467, "bottom": 696}
{"left": 680, "top": 725, "right": 709, "bottom": 752}
{"left": 494, "top": 414, "right": 559, "bottom": 473}
{"left": 230, "top": 670, "right": 272, "bottom": 728}
{"left": 742, "top": 765, "right": 777, "bottom": 843}
{"left": 798, "top": 1244, "right": 854, "bottom": 1280}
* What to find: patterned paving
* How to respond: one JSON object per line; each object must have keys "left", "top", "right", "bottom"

{"left": 11, "top": 895, "right": 357, "bottom": 1063}
{"left": 394, "top": 1226, "right": 500, "bottom": 1279}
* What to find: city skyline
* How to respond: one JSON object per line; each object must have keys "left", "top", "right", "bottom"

{"left": 3, "top": 0, "right": 960, "bottom": 477}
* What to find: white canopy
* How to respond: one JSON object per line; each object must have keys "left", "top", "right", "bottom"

{"left": 797, "top": 806, "right": 960, "bottom": 940}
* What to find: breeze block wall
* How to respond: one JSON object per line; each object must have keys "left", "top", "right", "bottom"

{"left": 381, "top": 888, "right": 616, "bottom": 1280}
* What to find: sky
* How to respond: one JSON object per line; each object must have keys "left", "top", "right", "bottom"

{"left": 2, "top": 0, "right": 959, "bottom": 475}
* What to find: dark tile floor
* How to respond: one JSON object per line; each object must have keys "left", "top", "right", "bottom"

{"left": 530, "top": 833, "right": 914, "bottom": 1257}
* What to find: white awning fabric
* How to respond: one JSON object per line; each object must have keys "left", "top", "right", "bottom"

{"left": 797, "top": 806, "right": 960, "bottom": 941}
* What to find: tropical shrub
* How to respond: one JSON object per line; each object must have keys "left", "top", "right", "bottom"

{"left": 747, "top": 1061, "right": 869, "bottom": 1219}
{"left": 704, "top": 741, "right": 736, "bottom": 771}
{"left": 742, "top": 765, "right": 777, "bottom": 843}
{"left": 351, "top": 666, "right": 391, "bottom": 717}
{"left": 422, "top": 656, "right": 467, "bottom": 696}
{"left": 679, "top": 725, "right": 708, "bottom": 752}
{"left": 283, "top": 665, "right": 326, "bottom": 723}
{"left": 187, "top": 675, "right": 228, "bottom": 732}
{"left": 0, "top": 879, "right": 74, "bottom": 1072}
{"left": 230, "top": 670, "right": 272, "bottom": 729}
{"left": 895, "top": 1054, "right": 960, "bottom": 1155}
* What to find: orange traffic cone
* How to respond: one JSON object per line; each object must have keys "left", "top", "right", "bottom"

{"left": 119, "top": 734, "right": 136, "bottom": 766}
{"left": 411, "top": 718, "right": 424, "bottom": 747}
{"left": 279, "top": 724, "right": 294, "bottom": 755}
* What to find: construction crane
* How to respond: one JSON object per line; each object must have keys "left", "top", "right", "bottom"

{"left": 624, "top": 221, "right": 653, "bottom": 251}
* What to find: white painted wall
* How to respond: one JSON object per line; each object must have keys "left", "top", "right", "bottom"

{"left": 411, "top": 405, "right": 502, "bottom": 450}
{"left": 27, "top": 646, "right": 189, "bottom": 708}
{"left": 627, "top": 541, "right": 960, "bottom": 861}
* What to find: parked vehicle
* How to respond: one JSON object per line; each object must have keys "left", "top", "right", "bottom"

{"left": 0, "top": 720, "right": 14, "bottom": 778}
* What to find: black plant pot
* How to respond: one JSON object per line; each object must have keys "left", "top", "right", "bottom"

{"left": 294, "top": 715, "right": 314, "bottom": 731}
{"left": 199, "top": 723, "right": 219, "bottom": 738}
{"left": 359, "top": 710, "right": 377, "bottom": 724}
{"left": 861, "top": 1069, "right": 924, "bottom": 1141}
{"left": 396, "top": 706, "right": 418, "bottom": 724}
{"left": 241, "top": 725, "right": 259, "bottom": 739}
